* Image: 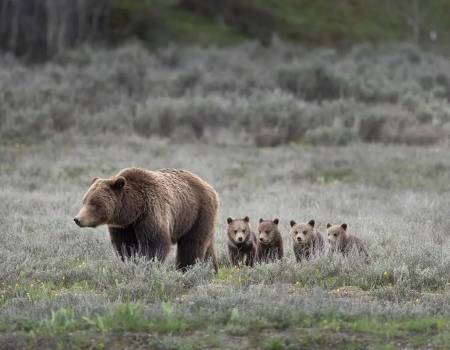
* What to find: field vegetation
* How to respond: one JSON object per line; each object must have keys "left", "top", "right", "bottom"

{"left": 2, "top": 42, "right": 450, "bottom": 147}
{"left": 1, "top": 41, "right": 450, "bottom": 349}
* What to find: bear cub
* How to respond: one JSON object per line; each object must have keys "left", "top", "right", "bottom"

{"left": 290, "top": 219, "right": 324, "bottom": 262}
{"left": 226, "top": 216, "right": 258, "bottom": 267}
{"left": 327, "top": 223, "right": 368, "bottom": 259}
{"left": 257, "top": 218, "right": 283, "bottom": 262}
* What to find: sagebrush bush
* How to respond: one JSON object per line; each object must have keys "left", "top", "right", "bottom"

{"left": 1, "top": 42, "right": 450, "bottom": 145}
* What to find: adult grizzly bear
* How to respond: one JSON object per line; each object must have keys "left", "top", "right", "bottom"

{"left": 74, "top": 167, "right": 219, "bottom": 271}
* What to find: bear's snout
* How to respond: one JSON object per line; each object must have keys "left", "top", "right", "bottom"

{"left": 73, "top": 205, "right": 98, "bottom": 228}
{"left": 74, "top": 217, "right": 81, "bottom": 226}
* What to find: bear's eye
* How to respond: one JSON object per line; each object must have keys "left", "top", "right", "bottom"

{"left": 294, "top": 231, "right": 298, "bottom": 234}
{"left": 334, "top": 233, "right": 338, "bottom": 237}
{"left": 265, "top": 230, "right": 269, "bottom": 234}
{"left": 303, "top": 230, "right": 307, "bottom": 234}
{"left": 234, "top": 230, "right": 237, "bottom": 234}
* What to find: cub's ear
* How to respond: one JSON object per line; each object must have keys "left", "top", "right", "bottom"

{"left": 244, "top": 216, "right": 250, "bottom": 222}
{"left": 326, "top": 223, "right": 332, "bottom": 229}
{"left": 111, "top": 176, "right": 126, "bottom": 191}
{"left": 273, "top": 218, "right": 279, "bottom": 225}
{"left": 341, "top": 223, "right": 347, "bottom": 231}
{"left": 290, "top": 220, "right": 296, "bottom": 227}
{"left": 259, "top": 218, "right": 264, "bottom": 223}
{"left": 91, "top": 177, "right": 100, "bottom": 185}
{"left": 308, "top": 219, "right": 315, "bottom": 227}
{"left": 227, "top": 217, "right": 233, "bottom": 224}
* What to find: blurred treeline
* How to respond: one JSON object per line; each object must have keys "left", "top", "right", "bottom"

{"left": 1, "top": 0, "right": 449, "bottom": 61}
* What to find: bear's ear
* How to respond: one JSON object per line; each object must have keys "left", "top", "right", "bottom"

{"left": 227, "top": 217, "right": 233, "bottom": 224}
{"left": 290, "top": 220, "right": 296, "bottom": 227}
{"left": 244, "top": 216, "right": 250, "bottom": 222}
{"left": 341, "top": 223, "right": 347, "bottom": 231}
{"left": 326, "top": 223, "right": 332, "bottom": 229}
{"left": 111, "top": 176, "right": 126, "bottom": 191}
{"left": 259, "top": 218, "right": 264, "bottom": 223}
{"left": 308, "top": 219, "right": 315, "bottom": 227}
{"left": 273, "top": 218, "right": 279, "bottom": 225}
{"left": 91, "top": 177, "right": 100, "bottom": 185}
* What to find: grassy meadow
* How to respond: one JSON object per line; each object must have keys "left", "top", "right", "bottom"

{"left": 1, "top": 43, "right": 450, "bottom": 349}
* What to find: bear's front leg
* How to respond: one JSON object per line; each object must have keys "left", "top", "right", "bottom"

{"left": 245, "top": 250, "right": 255, "bottom": 267}
{"left": 228, "top": 244, "right": 240, "bottom": 267}
{"left": 134, "top": 217, "right": 171, "bottom": 262}
{"left": 109, "top": 226, "right": 139, "bottom": 261}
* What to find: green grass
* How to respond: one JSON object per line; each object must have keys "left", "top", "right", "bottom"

{"left": 4, "top": 303, "right": 450, "bottom": 348}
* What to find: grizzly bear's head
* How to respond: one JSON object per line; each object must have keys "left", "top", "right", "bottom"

{"left": 227, "top": 216, "right": 251, "bottom": 245}
{"left": 326, "top": 223, "right": 348, "bottom": 247}
{"left": 74, "top": 176, "right": 127, "bottom": 228}
{"left": 290, "top": 219, "right": 315, "bottom": 244}
{"left": 257, "top": 218, "right": 280, "bottom": 245}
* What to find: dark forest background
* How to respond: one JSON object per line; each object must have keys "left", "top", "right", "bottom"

{"left": 1, "top": 0, "right": 449, "bottom": 61}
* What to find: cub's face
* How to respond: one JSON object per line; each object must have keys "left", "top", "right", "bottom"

{"left": 227, "top": 217, "right": 251, "bottom": 244}
{"left": 74, "top": 176, "right": 125, "bottom": 228}
{"left": 327, "top": 223, "right": 347, "bottom": 246}
{"left": 257, "top": 218, "right": 279, "bottom": 245}
{"left": 290, "top": 219, "right": 315, "bottom": 244}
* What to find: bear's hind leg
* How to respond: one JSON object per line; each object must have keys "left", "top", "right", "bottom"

{"left": 109, "top": 226, "right": 138, "bottom": 261}
{"left": 176, "top": 216, "right": 215, "bottom": 272}
{"left": 176, "top": 229, "right": 204, "bottom": 271}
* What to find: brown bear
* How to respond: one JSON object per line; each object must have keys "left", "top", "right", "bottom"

{"left": 289, "top": 219, "right": 324, "bottom": 262}
{"left": 256, "top": 218, "right": 283, "bottom": 262}
{"left": 74, "top": 167, "right": 219, "bottom": 272}
{"left": 326, "top": 223, "right": 368, "bottom": 260}
{"left": 226, "top": 216, "right": 257, "bottom": 267}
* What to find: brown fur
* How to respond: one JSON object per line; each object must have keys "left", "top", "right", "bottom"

{"left": 226, "top": 216, "right": 257, "bottom": 267}
{"left": 256, "top": 218, "right": 283, "bottom": 263}
{"left": 74, "top": 167, "right": 219, "bottom": 271}
{"left": 290, "top": 219, "right": 324, "bottom": 262}
{"left": 326, "top": 223, "right": 369, "bottom": 260}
